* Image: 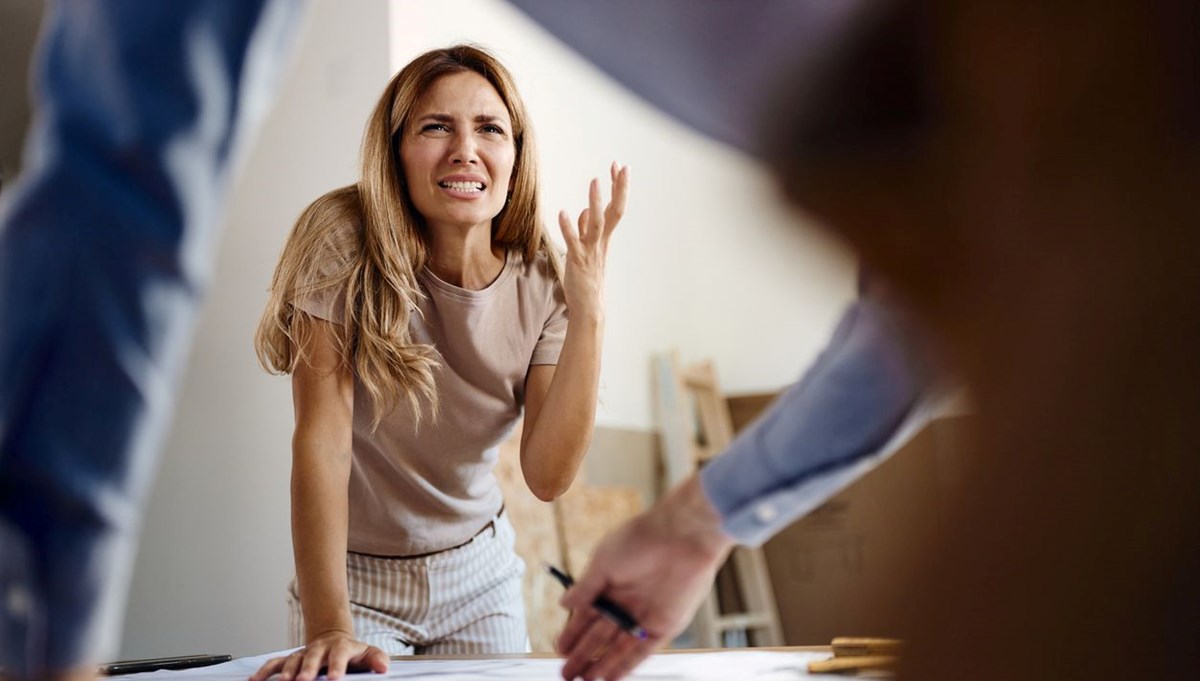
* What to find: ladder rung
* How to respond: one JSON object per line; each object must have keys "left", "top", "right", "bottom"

{"left": 682, "top": 367, "right": 716, "bottom": 389}
{"left": 713, "top": 613, "right": 777, "bottom": 631}
{"left": 656, "top": 353, "right": 783, "bottom": 649}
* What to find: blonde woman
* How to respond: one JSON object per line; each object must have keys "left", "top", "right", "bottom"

{"left": 250, "top": 45, "right": 628, "bottom": 681}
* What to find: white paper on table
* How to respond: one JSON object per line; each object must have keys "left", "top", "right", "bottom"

{"left": 116, "top": 648, "right": 832, "bottom": 680}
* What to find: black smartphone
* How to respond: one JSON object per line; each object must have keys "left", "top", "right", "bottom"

{"left": 99, "top": 653, "right": 232, "bottom": 676}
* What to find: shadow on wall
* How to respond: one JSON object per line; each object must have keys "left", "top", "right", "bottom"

{"left": 0, "top": 0, "right": 44, "bottom": 183}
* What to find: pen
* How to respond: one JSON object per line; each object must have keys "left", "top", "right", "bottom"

{"left": 546, "top": 564, "right": 649, "bottom": 640}
{"left": 99, "top": 653, "right": 232, "bottom": 676}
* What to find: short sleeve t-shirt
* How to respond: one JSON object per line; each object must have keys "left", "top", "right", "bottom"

{"left": 296, "top": 228, "right": 568, "bottom": 556}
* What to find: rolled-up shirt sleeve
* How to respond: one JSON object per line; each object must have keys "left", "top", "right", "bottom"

{"left": 699, "top": 299, "right": 928, "bottom": 547}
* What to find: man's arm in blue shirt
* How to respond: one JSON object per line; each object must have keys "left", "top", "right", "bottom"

{"left": 555, "top": 298, "right": 930, "bottom": 680}
{"left": 701, "top": 298, "right": 928, "bottom": 545}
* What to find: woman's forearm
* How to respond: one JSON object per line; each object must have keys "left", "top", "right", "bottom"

{"left": 521, "top": 311, "right": 604, "bottom": 500}
{"left": 291, "top": 437, "right": 354, "bottom": 638}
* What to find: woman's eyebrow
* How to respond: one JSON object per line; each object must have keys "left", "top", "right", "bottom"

{"left": 413, "top": 113, "right": 509, "bottom": 124}
{"left": 415, "top": 112, "right": 453, "bottom": 123}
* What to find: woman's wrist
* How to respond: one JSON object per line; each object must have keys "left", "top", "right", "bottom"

{"left": 306, "top": 627, "right": 356, "bottom": 643}
{"left": 569, "top": 305, "right": 605, "bottom": 327}
{"left": 301, "top": 598, "right": 354, "bottom": 642}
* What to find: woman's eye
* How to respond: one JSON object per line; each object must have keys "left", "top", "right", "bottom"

{"left": 481, "top": 124, "right": 505, "bottom": 135}
{"left": 421, "top": 123, "right": 449, "bottom": 133}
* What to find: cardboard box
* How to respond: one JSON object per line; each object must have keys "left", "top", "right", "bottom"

{"left": 765, "top": 414, "right": 972, "bottom": 644}
{"left": 727, "top": 393, "right": 974, "bottom": 645}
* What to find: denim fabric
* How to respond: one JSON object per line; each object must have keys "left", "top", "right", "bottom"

{"left": 0, "top": 1, "right": 302, "bottom": 676}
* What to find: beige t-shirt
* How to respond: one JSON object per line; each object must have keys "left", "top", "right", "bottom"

{"left": 296, "top": 232, "right": 568, "bottom": 556}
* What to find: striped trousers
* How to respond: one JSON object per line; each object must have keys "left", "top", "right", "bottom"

{"left": 287, "top": 512, "right": 529, "bottom": 654}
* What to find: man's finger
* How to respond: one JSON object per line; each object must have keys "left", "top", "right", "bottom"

{"left": 557, "top": 604, "right": 602, "bottom": 655}
{"left": 559, "top": 566, "right": 608, "bottom": 611}
{"left": 601, "top": 639, "right": 658, "bottom": 681}
{"left": 561, "top": 620, "right": 620, "bottom": 681}
{"left": 586, "top": 631, "right": 648, "bottom": 681}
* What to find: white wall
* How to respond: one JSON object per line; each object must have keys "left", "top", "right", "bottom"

{"left": 388, "top": 0, "right": 855, "bottom": 430}
{"left": 120, "top": 0, "right": 854, "bottom": 661}
{"left": 119, "top": 0, "right": 391, "bottom": 658}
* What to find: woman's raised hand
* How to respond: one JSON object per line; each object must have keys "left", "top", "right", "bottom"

{"left": 557, "top": 162, "right": 630, "bottom": 317}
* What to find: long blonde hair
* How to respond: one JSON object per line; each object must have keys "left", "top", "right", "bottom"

{"left": 255, "top": 45, "right": 559, "bottom": 427}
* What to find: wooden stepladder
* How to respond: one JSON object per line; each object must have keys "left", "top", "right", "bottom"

{"left": 654, "top": 352, "right": 784, "bottom": 648}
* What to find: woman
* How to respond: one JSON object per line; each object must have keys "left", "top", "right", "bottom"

{"left": 249, "top": 45, "right": 628, "bottom": 681}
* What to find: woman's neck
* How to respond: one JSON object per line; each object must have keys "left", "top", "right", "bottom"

{"left": 426, "top": 226, "right": 505, "bottom": 290}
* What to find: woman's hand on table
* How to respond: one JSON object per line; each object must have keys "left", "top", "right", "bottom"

{"left": 248, "top": 630, "right": 387, "bottom": 681}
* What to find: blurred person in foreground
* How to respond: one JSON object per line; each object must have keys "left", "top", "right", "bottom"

{"left": 554, "top": 2, "right": 1200, "bottom": 680}
{"left": 0, "top": 2, "right": 303, "bottom": 679}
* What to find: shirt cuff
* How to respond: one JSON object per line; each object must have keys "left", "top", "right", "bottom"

{"left": 706, "top": 396, "right": 941, "bottom": 547}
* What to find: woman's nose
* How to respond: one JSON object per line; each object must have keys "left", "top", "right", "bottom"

{"left": 449, "top": 132, "right": 479, "bottom": 165}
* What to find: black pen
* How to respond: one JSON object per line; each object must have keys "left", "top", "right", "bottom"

{"left": 99, "top": 653, "right": 232, "bottom": 676}
{"left": 546, "top": 564, "right": 649, "bottom": 640}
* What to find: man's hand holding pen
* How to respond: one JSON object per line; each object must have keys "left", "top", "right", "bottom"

{"left": 554, "top": 475, "right": 735, "bottom": 681}
{"left": 547, "top": 566, "right": 649, "bottom": 641}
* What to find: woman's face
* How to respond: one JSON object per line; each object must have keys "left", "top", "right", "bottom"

{"left": 399, "top": 71, "right": 516, "bottom": 236}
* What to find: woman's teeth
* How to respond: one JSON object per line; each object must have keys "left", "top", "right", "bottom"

{"left": 439, "top": 181, "right": 484, "bottom": 192}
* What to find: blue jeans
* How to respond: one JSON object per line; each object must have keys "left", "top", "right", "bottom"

{"left": 0, "top": 1, "right": 302, "bottom": 676}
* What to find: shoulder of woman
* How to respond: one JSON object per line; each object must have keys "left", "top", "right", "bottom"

{"left": 517, "top": 248, "right": 566, "bottom": 310}
{"left": 303, "top": 186, "right": 366, "bottom": 259}
{"left": 518, "top": 247, "right": 563, "bottom": 281}
{"left": 281, "top": 185, "right": 366, "bottom": 287}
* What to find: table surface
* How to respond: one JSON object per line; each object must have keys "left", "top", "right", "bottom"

{"left": 114, "top": 646, "right": 842, "bottom": 680}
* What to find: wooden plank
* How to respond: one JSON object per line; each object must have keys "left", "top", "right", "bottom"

{"left": 713, "top": 613, "right": 777, "bottom": 629}
{"left": 556, "top": 485, "right": 644, "bottom": 576}
{"left": 654, "top": 352, "right": 697, "bottom": 489}
{"left": 726, "top": 392, "right": 782, "bottom": 434}
{"left": 689, "top": 362, "right": 735, "bottom": 460}
{"left": 654, "top": 352, "right": 785, "bottom": 649}
{"left": 730, "top": 547, "right": 783, "bottom": 645}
